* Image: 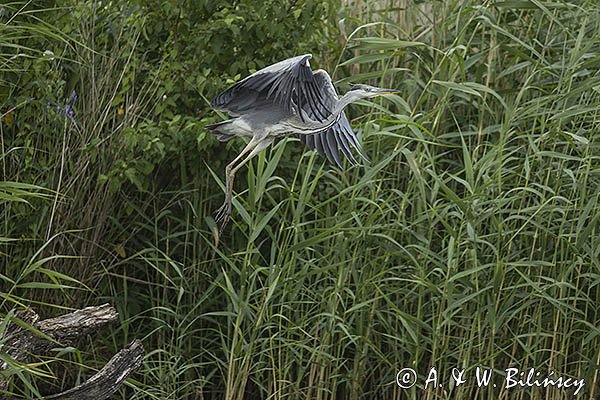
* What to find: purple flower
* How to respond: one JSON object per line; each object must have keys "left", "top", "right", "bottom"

{"left": 1, "top": 8, "right": 5, "bottom": 17}
{"left": 62, "top": 104, "right": 75, "bottom": 121}
{"left": 46, "top": 94, "right": 76, "bottom": 121}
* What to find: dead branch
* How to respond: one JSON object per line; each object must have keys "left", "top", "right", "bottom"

{"left": 0, "top": 304, "right": 144, "bottom": 400}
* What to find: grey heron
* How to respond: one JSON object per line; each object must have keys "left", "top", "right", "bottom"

{"left": 207, "top": 53, "right": 398, "bottom": 233}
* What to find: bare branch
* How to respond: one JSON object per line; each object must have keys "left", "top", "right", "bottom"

{"left": 0, "top": 304, "right": 143, "bottom": 399}
{"left": 45, "top": 340, "right": 144, "bottom": 400}
{"left": 2, "top": 304, "right": 118, "bottom": 370}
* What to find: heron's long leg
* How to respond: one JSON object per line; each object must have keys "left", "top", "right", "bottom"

{"left": 225, "top": 136, "right": 259, "bottom": 174}
{"left": 215, "top": 137, "right": 259, "bottom": 226}
{"left": 216, "top": 136, "right": 273, "bottom": 232}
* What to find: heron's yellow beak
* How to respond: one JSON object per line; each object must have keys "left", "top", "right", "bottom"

{"left": 377, "top": 88, "right": 401, "bottom": 95}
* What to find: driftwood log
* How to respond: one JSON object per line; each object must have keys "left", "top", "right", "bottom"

{"left": 0, "top": 304, "right": 144, "bottom": 399}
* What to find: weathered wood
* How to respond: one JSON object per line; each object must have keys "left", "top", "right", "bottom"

{"left": 45, "top": 339, "right": 144, "bottom": 400}
{"left": 2, "top": 304, "right": 118, "bottom": 368}
{"left": 0, "top": 307, "right": 40, "bottom": 373}
{"left": 0, "top": 304, "right": 144, "bottom": 399}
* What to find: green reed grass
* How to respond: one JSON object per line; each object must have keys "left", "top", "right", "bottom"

{"left": 2, "top": 0, "right": 600, "bottom": 399}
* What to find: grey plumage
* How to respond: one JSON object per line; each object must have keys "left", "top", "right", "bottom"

{"left": 207, "top": 54, "right": 398, "bottom": 234}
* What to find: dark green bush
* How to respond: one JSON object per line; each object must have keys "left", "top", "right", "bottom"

{"left": 1, "top": 0, "right": 342, "bottom": 261}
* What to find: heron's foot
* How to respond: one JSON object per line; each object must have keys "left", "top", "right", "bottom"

{"left": 215, "top": 199, "right": 232, "bottom": 233}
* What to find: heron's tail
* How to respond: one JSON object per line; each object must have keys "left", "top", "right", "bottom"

{"left": 205, "top": 119, "right": 237, "bottom": 142}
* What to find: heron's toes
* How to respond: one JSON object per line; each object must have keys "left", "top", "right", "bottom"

{"left": 215, "top": 201, "right": 232, "bottom": 232}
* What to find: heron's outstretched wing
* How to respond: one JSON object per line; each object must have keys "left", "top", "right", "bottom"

{"left": 211, "top": 54, "right": 329, "bottom": 121}
{"left": 299, "top": 70, "right": 368, "bottom": 169}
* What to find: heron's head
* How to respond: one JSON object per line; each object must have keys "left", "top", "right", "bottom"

{"left": 349, "top": 84, "right": 400, "bottom": 99}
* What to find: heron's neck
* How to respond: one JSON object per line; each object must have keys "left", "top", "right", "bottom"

{"left": 332, "top": 91, "right": 361, "bottom": 116}
{"left": 292, "top": 91, "right": 362, "bottom": 133}
{"left": 314, "top": 91, "right": 361, "bottom": 126}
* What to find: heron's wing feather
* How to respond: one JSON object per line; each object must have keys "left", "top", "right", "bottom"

{"left": 211, "top": 54, "right": 329, "bottom": 120}
{"left": 299, "top": 70, "right": 367, "bottom": 168}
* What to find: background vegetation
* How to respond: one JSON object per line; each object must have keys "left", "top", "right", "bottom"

{"left": 1, "top": 0, "right": 599, "bottom": 399}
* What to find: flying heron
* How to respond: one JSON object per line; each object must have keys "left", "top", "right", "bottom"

{"left": 207, "top": 53, "right": 398, "bottom": 232}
